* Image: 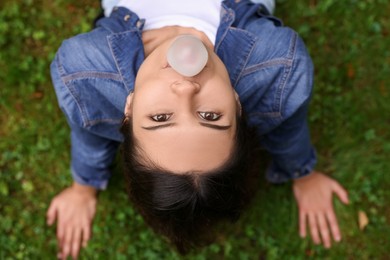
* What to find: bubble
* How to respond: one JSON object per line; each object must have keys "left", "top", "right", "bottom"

{"left": 167, "top": 35, "right": 208, "bottom": 77}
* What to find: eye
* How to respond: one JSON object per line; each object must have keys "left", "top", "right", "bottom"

{"left": 150, "top": 114, "right": 172, "bottom": 122}
{"left": 198, "top": 112, "right": 222, "bottom": 121}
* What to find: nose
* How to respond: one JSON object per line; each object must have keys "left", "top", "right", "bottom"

{"left": 170, "top": 80, "right": 201, "bottom": 96}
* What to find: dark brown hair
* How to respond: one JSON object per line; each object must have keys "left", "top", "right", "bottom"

{"left": 120, "top": 115, "right": 257, "bottom": 254}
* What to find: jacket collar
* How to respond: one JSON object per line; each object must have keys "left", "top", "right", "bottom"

{"left": 216, "top": 2, "right": 257, "bottom": 88}
{"left": 108, "top": 30, "right": 144, "bottom": 93}
{"left": 107, "top": 3, "right": 257, "bottom": 93}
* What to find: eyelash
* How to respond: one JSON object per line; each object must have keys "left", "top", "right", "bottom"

{"left": 150, "top": 113, "right": 173, "bottom": 122}
{"left": 150, "top": 112, "right": 222, "bottom": 122}
{"left": 198, "top": 112, "right": 222, "bottom": 121}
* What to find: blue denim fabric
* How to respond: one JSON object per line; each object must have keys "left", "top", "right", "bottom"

{"left": 51, "top": 0, "right": 316, "bottom": 190}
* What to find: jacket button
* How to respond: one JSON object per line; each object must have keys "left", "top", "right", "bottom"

{"left": 136, "top": 20, "right": 142, "bottom": 28}
{"left": 124, "top": 14, "right": 131, "bottom": 21}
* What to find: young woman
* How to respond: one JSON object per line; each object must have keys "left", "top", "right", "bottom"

{"left": 47, "top": 0, "right": 349, "bottom": 259}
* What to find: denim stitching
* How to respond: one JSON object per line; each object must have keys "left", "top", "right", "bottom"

{"left": 278, "top": 32, "right": 298, "bottom": 118}
{"left": 229, "top": 27, "right": 257, "bottom": 86}
{"left": 241, "top": 58, "right": 293, "bottom": 76}
{"left": 215, "top": 7, "right": 235, "bottom": 52}
{"left": 85, "top": 118, "right": 123, "bottom": 126}
{"left": 108, "top": 30, "right": 142, "bottom": 93}
{"left": 275, "top": 62, "right": 290, "bottom": 115}
{"left": 248, "top": 111, "right": 281, "bottom": 118}
{"left": 56, "top": 54, "right": 89, "bottom": 127}
{"left": 62, "top": 71, "right": 122, "bottom": 83}
{"left": 108, "top": 34, "right": 128, "bottom": 92}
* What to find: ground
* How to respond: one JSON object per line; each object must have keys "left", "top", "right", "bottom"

{"left": 0, "top": 0, "right": 389, "bottom": 258}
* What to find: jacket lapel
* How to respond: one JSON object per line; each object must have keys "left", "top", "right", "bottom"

{"left": 108, "top": 30, "right": 145, "bottom": 93}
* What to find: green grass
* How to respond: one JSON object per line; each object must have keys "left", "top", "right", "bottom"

{"left": 1, "top": 0, "right": 389, "bottom": 258}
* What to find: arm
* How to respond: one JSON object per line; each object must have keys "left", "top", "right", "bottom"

{"left": 262, "top": 100, "right": 349, "bottom": 248}
{"left": 70, "top": 122, "right": 120, "bottom": 190}
{"left": 47, "top": 38, "right": 120, "bottom": 259}
{"left": 47, "top": 74, "right": 119, "bottom": 259}
{"left": 259, "top": 32, "right": 349, "bottom": 248}
{"left": 50, "top": 46, "right": 121, "bottom": 190}
{"left": 261, "top": 103, "right": 316, "bottom": 183}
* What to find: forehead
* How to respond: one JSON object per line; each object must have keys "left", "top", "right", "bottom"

{"left": 134, "top": 126, "right": 235, "bottom": 173}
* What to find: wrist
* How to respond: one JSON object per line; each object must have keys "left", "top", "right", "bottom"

{"left": 293, "top": 171, "right": 318, "bottom": 184}
{"left": 71, "top": 181, "right": 98, "bottom": 196}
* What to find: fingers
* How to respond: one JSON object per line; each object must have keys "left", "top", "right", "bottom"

{"left": 294, "top": 173, "right": 348, "bottom": 249}
{"left": 69, "top": 222, "right": 92, "bottom": 259}
{"left": 307, "top": 212, "right": 332, "bottom": 248}
{"left": 59, "top": 225, "right": 74, "bottom": 260}
{"left": 326, "top": 210, "right": 341, "bottom": 242}
{"left": 299, "top": 210, "right": 307, "bottom": 238}
{"left": 57, "top": 222, "right": 87, "bottom": 260}
{"left": 82, "top": 225, "right": 91, "bottom": 248}
{"left": 56, "top": 218, "right": 65, "bottom": 251}
{"left": 48, "top": 186, "right": 97, "bottom": 259}
{"left": 332, "top": 181, "right": 349, "bottom": 205}
{"left": 46, "top": 200, "right": 58, "bottom": 226}
{"left": 71, "top": 228, "right": 82, "bottom": 260}
{"left": 305, "top": 210, "right": 342, "bottom": 248}
{"left": 308, "top": 212, "right": 320, "bottom": 245}
{"left": 317, "top": 214, "right": 331, "bottom": 248}
{"left": 55, "top": 217, "right": 93, "bottom": 259}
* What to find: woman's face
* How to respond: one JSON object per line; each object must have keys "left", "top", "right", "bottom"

{"left": 126, "top": 36, "right": 239, "bottom": 173}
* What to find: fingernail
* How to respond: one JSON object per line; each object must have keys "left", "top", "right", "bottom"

{"left": 57, "top": 252, "right": 62, "bottom": 259}
{"left": 335, "top": 236, "right": 341, "bottom": 242}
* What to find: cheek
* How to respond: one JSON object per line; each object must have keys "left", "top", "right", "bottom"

{"left": 135, "top": 57, "right": 160, "bottom": 87}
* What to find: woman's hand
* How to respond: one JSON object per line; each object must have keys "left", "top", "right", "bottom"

{"left": 46, "top": 182, "right": 98, "bottom": 260}
{"left": 293, "top": 172, "right": 349, "bottom": 248}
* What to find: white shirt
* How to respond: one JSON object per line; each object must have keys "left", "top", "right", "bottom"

{"left": 116, "top": 0, "right": 222, "bottom": 44}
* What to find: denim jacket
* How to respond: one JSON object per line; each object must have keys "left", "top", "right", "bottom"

{"left": 51, "top": 0, "right": 316, "bottom": 190}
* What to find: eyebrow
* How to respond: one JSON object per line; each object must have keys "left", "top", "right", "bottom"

{"left": 199, "top": 122, "right": 231, "bottom": 130}
{"left": 142, "top": 122, "right": 231, "bottom": 131}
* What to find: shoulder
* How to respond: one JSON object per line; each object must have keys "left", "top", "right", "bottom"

{"left": 50, "top": 28, "right": 128, "bottom": 132}
{"left": 234, "top": 18, "right": 314, "bottom": 134}
{"left": 243, "top": 15, "right": 310, "bottom": 67}
{"left": 55, "top": 28, "right": 118, "bottom": 76}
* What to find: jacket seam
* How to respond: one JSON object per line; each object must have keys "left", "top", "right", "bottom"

{"left": 85, "top": 118, "right": 123, "bottom": 126}
{"left": 56, "top": 54, "right": 89, "bottom": 127}
{"left": 108, "top": 34, "right": 127, "bottom": 92}
{"left": 62, "top": 71, "right": 123, "bottom": 83}
{"left": 229, "top": 27, "right": 257, "bottom": 86}
{"left": 215, "top": 4, "right": 235, "bottom": 52}
{"left": 241, "top": 58, "right": 293, "bottom": 76}
{"left": 277, "top": 32, "right": 298, "bottom": 118}
{"left": 107, "top": 30, "right": 142, "bottom": 93}
{"left": 248, "top": 111, "right": 281, "bottom": 118}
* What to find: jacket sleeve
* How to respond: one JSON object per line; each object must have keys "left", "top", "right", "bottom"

{"left": 259, "top": 32, "right": 317, "bottom": 183}
{"left": 261, "top": 103, "right": 317, "bottom": 183}
{"left": 50, "top": 51, "right": 120, "bottom": 190}
{"left": 70, "top": 122, "right": 120, "bottom": 190}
